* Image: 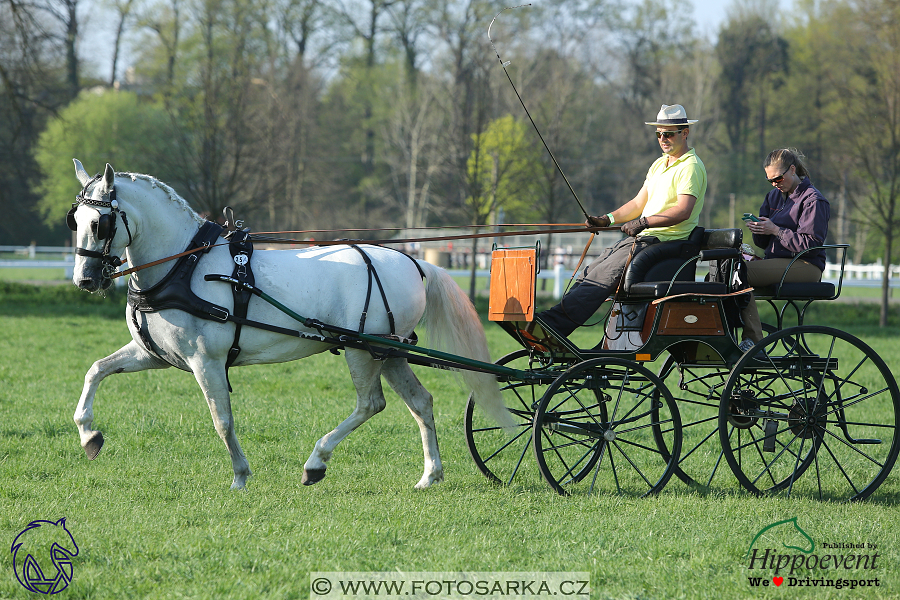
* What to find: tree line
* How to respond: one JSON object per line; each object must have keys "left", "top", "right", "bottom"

{"left": 2, "top": 0, "right": 898, "bottom": 322}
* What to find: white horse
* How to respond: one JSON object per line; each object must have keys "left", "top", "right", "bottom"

{"left": 68, "top": 160, "right": 510, "bottom": 489}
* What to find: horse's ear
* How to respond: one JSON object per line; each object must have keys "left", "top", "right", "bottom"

{"left": 102, "top": 163, "right": 115, "bottom": 192}
{"left": 73, "top": 159, "right": 91, "bottom": 186}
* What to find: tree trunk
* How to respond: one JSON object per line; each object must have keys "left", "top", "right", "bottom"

{"left": 110, "top": 0, "right": 135, "bottom": 86}
{"left": 468, "top": 234, "right": 479, "bottom": 304}
{"left": 64, "top": 0, "right": 80, "bottom": 98}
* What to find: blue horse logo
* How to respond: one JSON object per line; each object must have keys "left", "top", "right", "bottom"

{"left": 10, "top": 518, "right": 79, "bottom": 594}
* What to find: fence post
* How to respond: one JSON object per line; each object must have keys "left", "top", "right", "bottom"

{"left": 553, "top": 263, "right": 564, "bottom": 298}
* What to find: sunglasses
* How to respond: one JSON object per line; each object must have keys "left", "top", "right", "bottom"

{"left": 656, "top": 130, "right": 684, "bottom": 139}
{"left": 767, "top": 164, "right": 792, "bottom": 184}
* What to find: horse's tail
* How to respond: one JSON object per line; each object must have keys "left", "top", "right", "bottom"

{"left": 416, "top": 261, "right": 514, "bottom": 428}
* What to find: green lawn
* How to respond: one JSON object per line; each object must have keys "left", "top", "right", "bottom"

{"left": 0, "top": 285, "right": 898, "bottom": 599}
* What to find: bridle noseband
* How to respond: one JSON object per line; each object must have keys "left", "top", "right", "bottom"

{"left": 66, "top": 174, "right": 133, "bottom": 280}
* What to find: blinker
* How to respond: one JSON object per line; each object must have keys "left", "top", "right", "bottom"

{"left": 66, "top": 204, "right": 77, "bottom": 231}
{"left": 66, "top": 203, "right": 115, "bottom": 240}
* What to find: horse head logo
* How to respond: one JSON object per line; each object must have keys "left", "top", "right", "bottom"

{"left": 10, "top": 518, "right": 79, "bottom": 594}
{"left": 746, "top": 516, "right": 815, "bottom": 559}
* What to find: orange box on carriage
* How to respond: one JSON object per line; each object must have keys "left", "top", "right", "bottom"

{"left": 488, "top": 247, "right": 538, "bottom": 322}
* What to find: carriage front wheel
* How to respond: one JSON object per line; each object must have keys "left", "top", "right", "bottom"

{"left": 532, "top": 357, "right": 682, "bottom": 497}
{"left": 464, "top": 350, "right": 553, "bottom": 485}
{"left": 719, "top": 326, "right": 900, "bottom": 502}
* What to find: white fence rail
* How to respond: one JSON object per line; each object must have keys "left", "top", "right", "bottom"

{"left": 2, "top": 245, "right": 899, "bottom": 299}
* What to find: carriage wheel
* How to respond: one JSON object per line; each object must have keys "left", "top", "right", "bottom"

{"left": 654, "top": 356, "right": 731, "bottom": 488}
{"left": 719, "top": 326, "right": 900, "bottom": 501}
{"left": 533, "top": 357, "right": 681, "bottom": 497}
{"left": 465, "top": 350, "right": 553, "bottom": 485}
{"left": 654, "top": 325, "right": 783, "bottom": 489}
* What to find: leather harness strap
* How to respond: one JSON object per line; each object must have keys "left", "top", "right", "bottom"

{"left": 348, "top": 244, "right": 396, "bottom": 336}
{"left": 225, "top": 229, "right": 255, "bottom": 388}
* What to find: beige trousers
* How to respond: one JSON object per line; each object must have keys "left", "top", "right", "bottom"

{"left": 741, "top": 258, "right": 823, "bottom": 343}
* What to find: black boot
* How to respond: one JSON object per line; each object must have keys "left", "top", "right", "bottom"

{"left": 535, "top": 282, "right": 611, "bottom": 337}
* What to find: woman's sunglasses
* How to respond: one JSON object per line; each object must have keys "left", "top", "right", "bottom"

{"left": 767, "top": 164, "right": 792, "bottom": 184}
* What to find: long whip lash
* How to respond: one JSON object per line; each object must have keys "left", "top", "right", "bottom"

{"left": 488, "top": 4, "right": 590, "bottom": 220}
{"left": 113, "top": 12, "right": 619, "bottom": 284}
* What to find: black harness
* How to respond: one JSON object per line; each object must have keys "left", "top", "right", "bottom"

{"left": 127, "top": 220, "right": 423, "bottom": 390}
{"left": 127, "top": 222, "right": 231, "bottom": 371}
{"left": 128, "top": 221, "right": 261, "bottom": 389}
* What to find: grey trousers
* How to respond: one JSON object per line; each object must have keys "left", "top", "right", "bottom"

{"left": 537, "top": 236, "right": 659, "bottom": 336}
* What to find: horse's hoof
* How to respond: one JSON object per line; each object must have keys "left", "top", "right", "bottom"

{"left": 302, "top": 468, "right": 326, "bottom": 485}
{"left": 83, "top": 432, "right": 104, "bottom": 460}
{"left": 415, "top": 474, "right": 444, "bottom": 489}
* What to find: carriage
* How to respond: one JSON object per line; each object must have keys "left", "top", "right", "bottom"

{"left": 67, "top": 161, "right": 899, "bottom": 502}
{"left": 465, "top": 229, "right": 900, "bottom": 502}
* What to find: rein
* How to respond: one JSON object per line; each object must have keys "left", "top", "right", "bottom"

{"left": 112, "top": 224, "right": 619, "bottom": 279}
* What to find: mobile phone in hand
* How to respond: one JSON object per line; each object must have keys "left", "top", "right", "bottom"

{"left": 742, "top": 213, "right": 761, "bottom": 222}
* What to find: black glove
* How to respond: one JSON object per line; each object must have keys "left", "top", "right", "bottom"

{"left": 621, "top": 217, "right": 649, "bottom": 237}
{"left": 585, "top": 214, "right": 611, "bottom": 228}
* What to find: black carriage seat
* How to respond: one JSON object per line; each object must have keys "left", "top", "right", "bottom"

{"left": 623, "top": 227, "right": 745, "bottom": 298}
{"left": 751, "top": 245, "right": 849, "bottom": 301}
{"left": 602, "top": 228, "right": 743, "bottom": 351}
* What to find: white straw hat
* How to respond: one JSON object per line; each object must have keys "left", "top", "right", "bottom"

{"left": 645, "top": 104, "right": 699, "bottom": 126}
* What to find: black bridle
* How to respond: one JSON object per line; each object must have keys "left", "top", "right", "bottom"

{"left": 66, "top": 174, "right": 133, "bottom": 280}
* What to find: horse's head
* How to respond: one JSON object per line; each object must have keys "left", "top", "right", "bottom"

{"left": 68, "top": 160, "right": 133, "bottom": 291}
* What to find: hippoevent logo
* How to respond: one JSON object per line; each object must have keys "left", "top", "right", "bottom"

{"left": 745, "top": 517, "right": 881, "bottom": 591}
{"left": 10, "top": 518, "right": 79, "bottom": 594}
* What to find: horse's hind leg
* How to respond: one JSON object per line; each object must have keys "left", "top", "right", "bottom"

{"left": 191, "top": 363, "right": 251, "bottom": 490}
{"left": 302, "top": 349, "right": 386, "bottom": 485}
{"left": 382, "top": 358, "right": 442, "bottom": 488}
{"left": 74, "top": 340, "right": 169, "bottom": 459}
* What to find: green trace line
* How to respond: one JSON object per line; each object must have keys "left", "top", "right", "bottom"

{"left": 253, "top": 286, "right": 530, "bottom": 380}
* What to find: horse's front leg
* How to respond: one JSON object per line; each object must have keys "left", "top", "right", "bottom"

{"left": 74, "top": 340, "right": 169, "bottom": 459}
{"left": 302, "top": 349, "right": 386, "bottom": 485}
{"left": 191, "top": 362, "right": 251, "bottom": 490}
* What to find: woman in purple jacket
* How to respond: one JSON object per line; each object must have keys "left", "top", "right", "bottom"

{"left": 739, "top": 148, "right": 831, "bottom": 351}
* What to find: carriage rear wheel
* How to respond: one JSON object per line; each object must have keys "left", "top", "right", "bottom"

{"left": 464, "top": 350, "right": 553, "bottom": 485}
{"left": 654, "top": 324, "right": 781, "bottom": 490}
{"left": 719, "top": 326, "right": 900, "bottom": 501}
{"left": 533, "top": 357, "right": 681, "bottom": 497}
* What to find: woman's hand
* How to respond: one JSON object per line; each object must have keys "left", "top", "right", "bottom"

{"left": 747, "top": 217, "right": 781, "bottom": 236}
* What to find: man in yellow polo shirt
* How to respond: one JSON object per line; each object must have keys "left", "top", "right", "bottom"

{"left": 534, "top": 104, "right": 707, "bottom": 337}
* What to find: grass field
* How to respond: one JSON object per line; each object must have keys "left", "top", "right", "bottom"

{"left": 0, "top": 283, "right": 898, "bottom": 599}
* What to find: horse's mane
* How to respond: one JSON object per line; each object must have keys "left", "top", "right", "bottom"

{"left": 116, "top": 172, "right": 206, "bottom": 225}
